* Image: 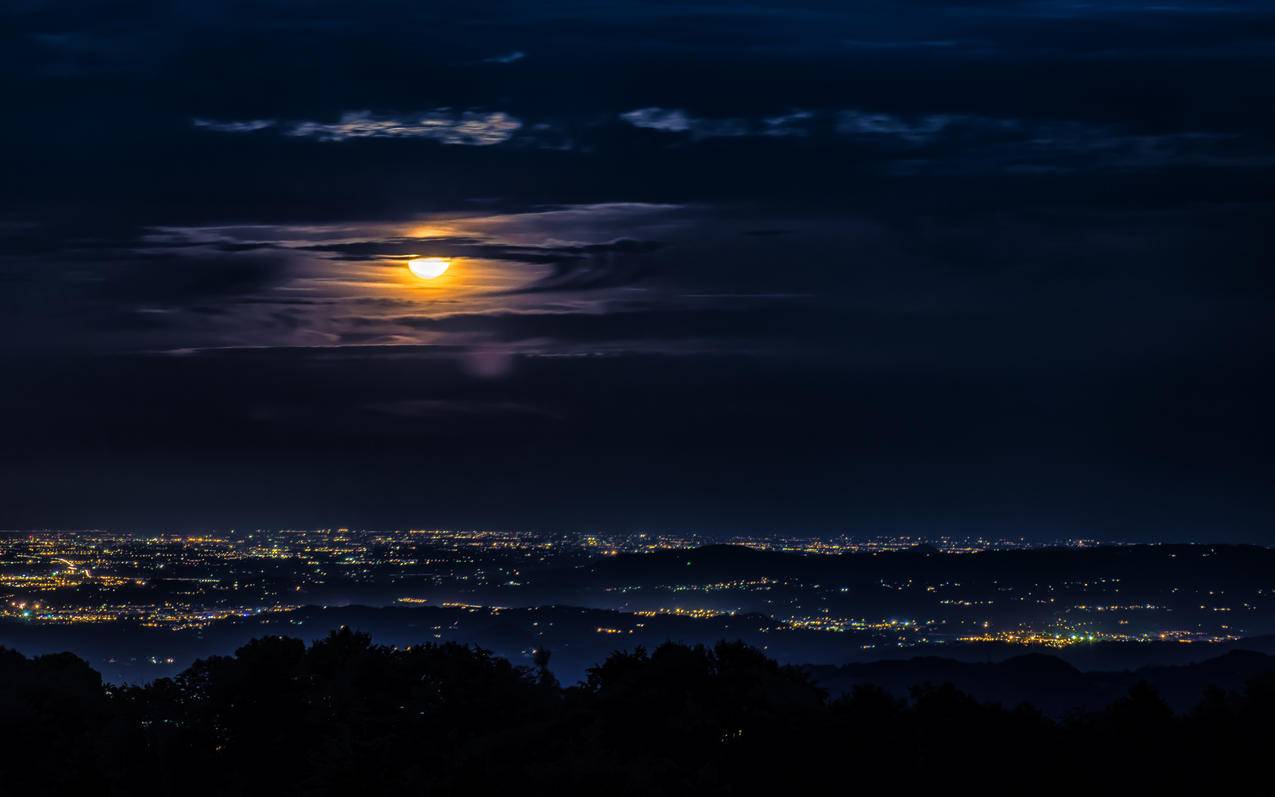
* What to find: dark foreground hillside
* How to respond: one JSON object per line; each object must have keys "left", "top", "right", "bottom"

{"left": 2, "top": 631, "right": 1272, "bottom": 795}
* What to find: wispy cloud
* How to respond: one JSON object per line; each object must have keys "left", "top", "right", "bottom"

{"left": 835, "top": 111, "right": 958, "bottom": 142}
{"left": 620, "top": 106, "right": 1007, "bottom": 145}
{"left": 192, "top": 118, "right": 276, "bottom": 133}
{"left": 620, "top": 107, "right": 757, "bottom": 139}
{"left": 287, "top": 110, "right": 522, "bottom": 145}
{"left": 194, "top": 110, "right": 523, "bottom": 145}
{"left": 763, "top": 110, "right": 816, "bottom": 137}
{"left": 481, "top": 50, "right": 526, "bottom": 64}
{"left": 621, "top": 107, "right": 695, "bottom": 133}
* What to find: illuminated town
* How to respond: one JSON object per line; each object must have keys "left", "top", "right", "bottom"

{"left": 2, "top": 529, "right": 1270, "bottom": 683}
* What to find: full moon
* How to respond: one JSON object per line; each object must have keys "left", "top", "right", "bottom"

{"left": 407, "top": 257, "right": 451, "bottom": 279}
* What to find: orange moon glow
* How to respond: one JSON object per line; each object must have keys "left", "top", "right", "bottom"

{"left": 407, "top": 257, "right": 451, "bottom": 279}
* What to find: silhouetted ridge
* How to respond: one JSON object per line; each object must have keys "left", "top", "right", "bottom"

{"left": 999, "top": 653, "right": 1080, "bottom": 675}
{"left": 1, "top": 633, "right": 1272, "bottom": 794}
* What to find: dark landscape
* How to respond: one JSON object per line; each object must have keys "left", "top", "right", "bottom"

{"left": 5, "top": 628, "right": 1274, "bottom": 793}
{"left": 4, "top": 532, "right": 1275, "bottom": 792}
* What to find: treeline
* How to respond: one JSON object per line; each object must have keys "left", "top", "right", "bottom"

{"left": 2, "top": 630, "right": 1271, "bottom": 794}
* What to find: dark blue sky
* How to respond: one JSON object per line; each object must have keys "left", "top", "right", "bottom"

{"left": 2, "top": 1, "right": 1273, "bottom": 539}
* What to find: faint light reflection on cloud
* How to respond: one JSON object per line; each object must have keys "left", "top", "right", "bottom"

{"left": 139, "top": 204, "right": 694, "bottom": 357}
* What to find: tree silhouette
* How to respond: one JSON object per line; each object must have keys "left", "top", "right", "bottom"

{"left": 0, "top": 637, "right": 1271, "bottom": 794}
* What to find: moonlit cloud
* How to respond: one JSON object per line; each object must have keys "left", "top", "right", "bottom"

{"left": 482, "top": 50, "right": 526, "bottom": 64}
{"left": 108, "top": 203, "right": 698, "bottom": 355}
{"left": 192, "top": 118, "right": 276, "bottom": 133}
{"left": 621, "top": 108, "right": 694, "bottom": 133}
{"left": 619, "top": 108, "right": 767, "bottom": 139}
{"left": 763, "top": 111, "right": 815, "bottom": 137}
{"left": 287, "top": 110, "right": 522, "bottom": 144}
{"left": 834, "top": 111, "right": 956, "bottom": 142}
{"left": 194, "top": 110, "right": 523, "bottom": 145}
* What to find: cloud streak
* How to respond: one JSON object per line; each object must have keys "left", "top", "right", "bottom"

{"left": 192, "top": 118, "right": 276, "bottom": 133}
{"left": 196, "top": 110, "right": 523, "bottom": 145}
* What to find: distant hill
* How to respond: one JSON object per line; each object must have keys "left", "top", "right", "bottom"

{"left": 806, "top": 647, "right": 1275, "bottom": 715}
{"left": 573, "top": 542, "right": 1275, "bottom": 588}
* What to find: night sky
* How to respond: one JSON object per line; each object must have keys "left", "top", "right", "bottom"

{"left": 2, "top": 1, "right": 1273, "bottom": 539}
